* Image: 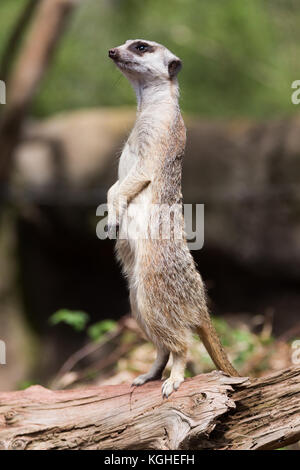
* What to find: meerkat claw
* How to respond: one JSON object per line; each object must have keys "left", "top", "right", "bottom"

{"left": 162, "top": 377, "right": 183, "bottom": 398}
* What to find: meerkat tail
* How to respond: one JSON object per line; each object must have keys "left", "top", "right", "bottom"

{"left": 196, "top": 318, "right": 239, "bottom": 377}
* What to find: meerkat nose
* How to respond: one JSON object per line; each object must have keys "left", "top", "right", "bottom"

{"left": 108, "top": 48, "right": 118, "bottom": 59}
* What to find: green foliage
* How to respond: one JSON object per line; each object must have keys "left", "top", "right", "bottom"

{"left": 184, "top": 369, "right": 193, "bottom": 378}
{"left": 0, "top": 0, "right": 27, "bottom": 59}
{"left": 213, "top": 316, "right": 274, "bottom": 368}
{"left": 49, "top": 309, "right": 117, "bottom": 341}
{"left": 87, "top": 319, "right": 117, "bottom": 342}
{"left": 1, "top": 0, "right": 300, "bottom": 118}
{"left": 49, "top": 309, "right": 90, "bottom": 332}
{"left": 17, "top": 380, "right": 37, "bottom": 390}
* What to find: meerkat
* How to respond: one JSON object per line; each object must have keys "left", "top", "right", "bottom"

{"left": 107, "top": 39, "right": 239, "bottom": 398}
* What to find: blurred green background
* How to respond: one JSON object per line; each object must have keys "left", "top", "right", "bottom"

{"left": 1, "top": 0, "right": 300, "bottom": 118}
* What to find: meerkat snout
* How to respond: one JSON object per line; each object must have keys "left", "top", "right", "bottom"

{"left": 108, "top": 48, "right": 118, "bottom": 59}
{"left": 108, "top": 39, "right": 182, "bottom": 82}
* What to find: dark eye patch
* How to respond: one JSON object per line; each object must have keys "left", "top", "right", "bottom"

{"left": 128, "top": 41, "right": 155, "bottom": 56}
{"left": 136, "top": 43, "right": 148, "bottom": 52}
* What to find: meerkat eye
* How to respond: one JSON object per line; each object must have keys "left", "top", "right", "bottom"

{"left": 136, "top": 44, "right": 148, "bottom": 52}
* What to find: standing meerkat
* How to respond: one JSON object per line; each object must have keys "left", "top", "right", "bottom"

{"left": 107, "top": 39, "right": 239, "bottom": 397}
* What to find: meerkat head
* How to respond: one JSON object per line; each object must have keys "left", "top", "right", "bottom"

{"left": 108, "top": 39, "right": 182, "bottom": 84}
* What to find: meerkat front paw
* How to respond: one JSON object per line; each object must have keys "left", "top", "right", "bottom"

{"left": 162, "top": 376, "right": 184, "bottom": 398}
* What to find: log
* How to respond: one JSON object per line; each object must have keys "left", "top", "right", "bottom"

{"left": 0, "top": 367, "right": 299, "bottom": 450}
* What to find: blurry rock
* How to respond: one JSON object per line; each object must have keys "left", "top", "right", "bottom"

{"left": 12, "top": 109, "right": 300, "bottom": 279}
{"left": 185, "top": 116, "right": 300, "bottom": 279}
{"left": 14, "top": 108, "right": 135, "bottom": 189}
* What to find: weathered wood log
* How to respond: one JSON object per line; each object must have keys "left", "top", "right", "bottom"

{"left": 0, "top": 367, "right": 299, "bottom": 450}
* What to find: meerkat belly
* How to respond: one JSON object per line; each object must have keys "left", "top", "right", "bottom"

{"left": 125, "top": 187, "right": 152, "bottom": 251}
{"left": 118, "top": 140, "right": 153, "bottom": 249}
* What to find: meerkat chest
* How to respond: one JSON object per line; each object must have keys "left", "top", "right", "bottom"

{"left": 118, "top": 114, "right": 158, "bottom": 181}
{"left": 118, "top": 127, "right": 153, "bottom": 243}
{"left": 118, "top": 140, "right": 137, "bottom": 181}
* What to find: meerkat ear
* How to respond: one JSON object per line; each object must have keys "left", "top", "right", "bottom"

{"left": 168, "top": 59, "right": 182, "bottom": 79}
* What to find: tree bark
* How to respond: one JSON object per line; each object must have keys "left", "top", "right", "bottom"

{"left": 0, "top": 0, "right": 79, "bottom": 186}
{"left": 0, "top": 0, "right": 40, "bottom": 83}
{"left": 0, "top": 367, "right": 299, "bottom": 450}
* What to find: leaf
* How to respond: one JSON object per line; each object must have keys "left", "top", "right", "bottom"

{"left": 49, "top": 309, "right": 90, "bottom": 332}
{"left": 87, "top": 319, "right": 117, "bottom": 342}
{"left": 18, "top": 380, "right": 37, "bottom": 390}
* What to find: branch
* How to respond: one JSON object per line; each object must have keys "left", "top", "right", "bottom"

{"left": 0, "top": 0, "right": 40, "bottom": 83}
{"left": 0, "top": 0, "right": 79, "bottom": 185}
{"left": 0, "top": 367, "right": 299, "bottom": 450}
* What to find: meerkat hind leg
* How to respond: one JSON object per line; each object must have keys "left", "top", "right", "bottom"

{"left": 162, "top": 350, "right": 187, "bottom": 398}
{"left": 132, "top": 347, "right": 169, "bottom": 386}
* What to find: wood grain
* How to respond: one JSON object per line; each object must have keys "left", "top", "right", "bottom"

{"left": 0, "top": 367, "right": 299, "bottom": 450}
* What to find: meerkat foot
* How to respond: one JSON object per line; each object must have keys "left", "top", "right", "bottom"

{"left": 132, "top": 371, "right": 162, "bottom": 386}
{"left": 162, "top": 351, "right": 186, "bottom": 398}
{"left": 132, "top": 348, "right": 170, "bottom": 387}
{"left": 162, "top": 376, "right": 184, "bottom": 398}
